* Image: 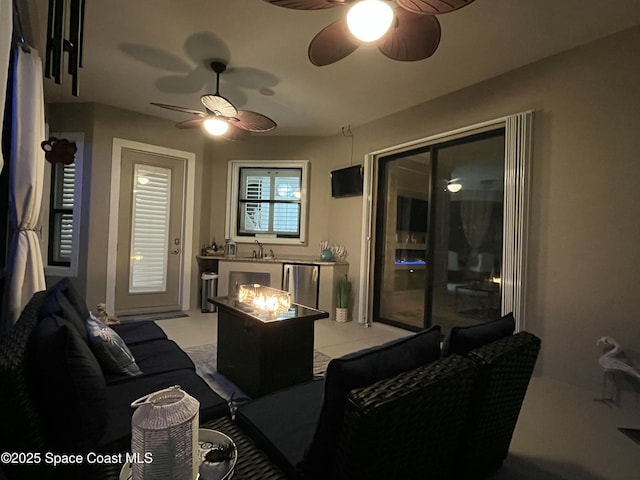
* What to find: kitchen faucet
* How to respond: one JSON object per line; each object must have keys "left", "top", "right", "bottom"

{"left": 255, "top": 239, "right": 264, "bottom": 259}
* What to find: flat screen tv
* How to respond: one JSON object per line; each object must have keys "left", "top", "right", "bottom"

{"left": 331, "top": 165, "right": 363, "bottom": 198}
{"left": 396, "top": 196, "right": 429, "bottom": 232}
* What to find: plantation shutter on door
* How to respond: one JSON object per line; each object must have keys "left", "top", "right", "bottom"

{"left": 129, "top": 164, "right": 171, "bottom": 293}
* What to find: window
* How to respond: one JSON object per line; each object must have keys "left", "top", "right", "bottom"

{"left": 226, "top": 160, "right": 309, "bottom": 245}
{"left": 41, "top": 132, "right": 84, "bottom": 276}
{"left": 48, "top": 161, "right": 75, "bottom": 265}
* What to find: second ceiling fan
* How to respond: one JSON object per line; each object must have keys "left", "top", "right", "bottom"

{"left": 152, "top": 61, "right": 277, "bottom": 140}
{"left": 264, "top": 0, "right": 476, "bottom": 66}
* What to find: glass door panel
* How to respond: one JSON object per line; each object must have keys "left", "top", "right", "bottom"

{"left": 373, "top": 153, "right": 431, "bottom": 330}
{"left": 129, "top": 164, "right": 171, "bottom": 293}
{"left": 432, "top": 133, "right": 505, "bottom": 334}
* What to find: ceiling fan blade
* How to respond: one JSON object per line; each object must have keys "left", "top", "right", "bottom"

{"left": 225, "top": 124, "right": 251, "bottom": 142}
{"left": 201, "top": 94, "right": 238, "bottom": 117}
{"left": 396, "top": 0, "right": 475, "bottom": 15}
{"left": 233, "top": 110, "right": 277, "bottom": 132}
{"left": 175, "top": 118, "right": 206, "bottom": 129}
{"left": 150, "top": 102, "right": 206, "bottom": 117}
{"left": 263, "top": 0, "right": 345, "bottom": 10}
{"left": 308, "top": 19, "right": 359, "bottom": 67}
{"left": 377, "top": 9, "right": 441, "bottom": 62}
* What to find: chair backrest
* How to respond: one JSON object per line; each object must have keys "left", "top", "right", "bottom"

{"left": 470, "top": 252, "right": 495, "bottom": 273}
{"left": 448, "top": 250, "right": 461, "bottom": 271}
{"left": 334, "top": 355, "right": 477, "bottom": 480}
{"left": 455, "top": 331, "right": 541, "bottom": 478}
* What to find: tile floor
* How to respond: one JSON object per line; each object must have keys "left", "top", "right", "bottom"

{"left": 158, "top": 308, "right": 412, "bottom": 357}
{"left": 158, "top": 309, "right": 640, "bottom": 480}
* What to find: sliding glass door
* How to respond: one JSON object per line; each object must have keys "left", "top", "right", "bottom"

{"left": 373, "top": 152, "right": 431, "bottom": 329}
{"left": 373, "top": 130, "right": 505, "bottom": 333}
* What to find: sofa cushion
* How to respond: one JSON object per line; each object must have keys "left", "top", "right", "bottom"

{"left": 86, "top": 315, "right": 141, "bottom": 376}
{"left": 302, "top": 326, "right": 442, "bottom": 479}
{"left": 27, "top": 314, "right": 108, "bottom": 451}
{"left": 99, "top": 369, "right": 230, "bottom": 452}
{"left": 235, "top": 379, "right": 325, "bottom": 479}
{"left": 442, "top": 312, "right": 516, "bottom": 357}
{"left": 50, "top": 277, "right": 91, "bottom": 322}
{"left": 40, "top": 287, "right": 89, "bottom": 344}
{"left": 128, "top": 339, "right": 195, "bottom": 373}
{"left": 111, "top": 321, "right": 168, "bottom": 344}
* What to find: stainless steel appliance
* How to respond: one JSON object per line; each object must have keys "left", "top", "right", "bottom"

{"left": 283, "top": 263, "right": 319, "bottom": 309}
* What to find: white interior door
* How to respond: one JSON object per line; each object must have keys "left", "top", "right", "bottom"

{"left": 114, "top": 148, "right": 185, "bottom": 315}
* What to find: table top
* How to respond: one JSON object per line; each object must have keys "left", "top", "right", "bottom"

{"left": 210, "top": 296, "right": 329, "bottom": 323}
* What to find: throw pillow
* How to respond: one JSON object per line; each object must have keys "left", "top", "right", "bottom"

{"left": 28, "top": 314, "right": 108, "bottom": 450}
{"left": 302, "top": 325, "right": 442, "bottom": 479}
{"left": 86, "top": 314, "right": 141, "bottom": 376}
{"left": 441, "top": 312, "right": 516, "bottom": 357}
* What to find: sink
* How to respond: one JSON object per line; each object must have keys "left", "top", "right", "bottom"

{"left": 237, "top": 256, "right": 278, "bottom": 262}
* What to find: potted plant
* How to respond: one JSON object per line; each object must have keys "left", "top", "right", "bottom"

{"left": 335, "top": 274, "right": 352, "bottom": 323}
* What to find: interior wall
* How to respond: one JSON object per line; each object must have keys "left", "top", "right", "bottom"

{"left": 205, "top": 135, "right": 339, "bottom": 261}
{"left": 48, "top": 103, "right": 207, "bottom": 312}
{"left": 327, "top": 26, "right": 640, "bottom": 395}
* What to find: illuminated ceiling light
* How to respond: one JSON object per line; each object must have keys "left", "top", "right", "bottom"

{"left": 346, "top": 0, "right": 394, "bottom": 43}
{"left": 292, "top": 191, "right": 301, "bottom": 199}
{"left": 446, "top": 179, "right": 463, "bottom": 193}
{"left": 203, "top": 117, "right": 229, "bottom": 136}
{"left": 137, "top": 176, "right": 149, "bottom": 185}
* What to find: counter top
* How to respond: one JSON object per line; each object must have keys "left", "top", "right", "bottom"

{"left": 203, "top": 255, "right": 348, "bottom": 266}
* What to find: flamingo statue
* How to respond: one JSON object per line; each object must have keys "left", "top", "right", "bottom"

{"left": 596, "top": 336, "right": 640, "bottom": 403}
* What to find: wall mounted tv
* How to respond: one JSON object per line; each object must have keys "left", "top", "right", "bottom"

{"left": 396, "top": 196, "right": 429, "bottom": 233}
{"left": 331, "top": 165, "right": 363, "bottom": 198}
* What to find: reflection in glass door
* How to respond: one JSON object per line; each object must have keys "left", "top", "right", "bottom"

{"left": 373, "top": 130, "right": 505, "bottom": 333}
{"left": 373, "top": 153, "right": 431, "bottom": 330}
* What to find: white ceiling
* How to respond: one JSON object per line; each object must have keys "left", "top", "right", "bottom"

{"left": 21, "top": 0, "right": 640, "bottom": 136}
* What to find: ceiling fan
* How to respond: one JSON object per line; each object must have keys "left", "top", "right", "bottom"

{"left": 151, "top": 61, "right": 277, "bottom": 140}
{"left": 263, "top": 0, "right": 476, "bottom": 66}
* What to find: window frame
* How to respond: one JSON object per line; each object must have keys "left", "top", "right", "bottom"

{"left": 226, "top": 160, "right": 309, "bottom": 245}
{"left": 40, "top": 131, "right": 84, "bottom": 276}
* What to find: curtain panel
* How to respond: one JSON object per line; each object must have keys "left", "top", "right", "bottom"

{"left": 2, "top": 47, "right": 46, "bottom": 331}
{"left": 0, "top": 0, "right": 13, "bottom": 173}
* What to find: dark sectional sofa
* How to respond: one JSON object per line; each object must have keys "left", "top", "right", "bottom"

{"left": 0, "top": 279, "right": 229, "bottom": 479}
{"left": 1, "top": 278, "right": 540, "bottom": 480}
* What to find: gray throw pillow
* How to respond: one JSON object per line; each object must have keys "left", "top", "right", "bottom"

{"left": 86, "top": 314, "right": 141, "bottom": 376}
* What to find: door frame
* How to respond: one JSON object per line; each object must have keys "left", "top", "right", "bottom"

{"left": 359, "top": 111, "right": 533, "bottom": 331}
{"left": 106, "top": 138, "right": 196, "bottom": 315}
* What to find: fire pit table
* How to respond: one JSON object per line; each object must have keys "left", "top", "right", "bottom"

{"left": 210, "top": 296, "right": 329, "bottom": 398}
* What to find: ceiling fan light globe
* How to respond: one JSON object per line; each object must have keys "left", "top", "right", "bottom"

{"left": 347, "top": 0, "right": 394, "bottom": 43}
{"left": 446, "top": 181, "right": 463, "bottom": 193}
{"left": 203, "top": 117, "right": 229, "bottom": 136}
